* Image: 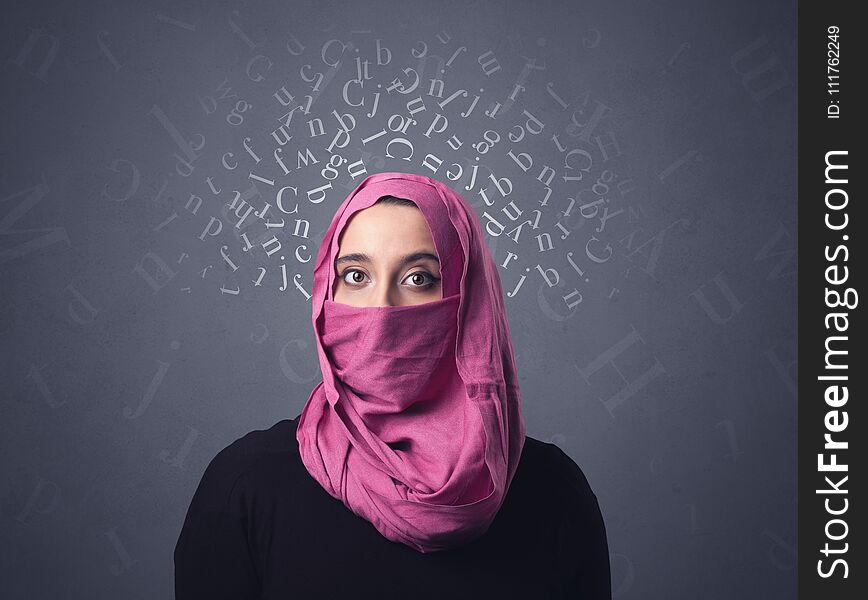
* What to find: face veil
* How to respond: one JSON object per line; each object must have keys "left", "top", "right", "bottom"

{"left": 296, "top": 171, "right": 527, "bottom": 554}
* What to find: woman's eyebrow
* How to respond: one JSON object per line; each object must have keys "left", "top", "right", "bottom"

{"left": 335, "top": 251, "right": 440, "bottom": 266}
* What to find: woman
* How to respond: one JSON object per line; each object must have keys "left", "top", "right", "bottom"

{"left": 174, "top": 172, "right": 611, "bottom": 598}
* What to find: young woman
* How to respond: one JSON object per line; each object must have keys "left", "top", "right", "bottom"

{"left": 175, "top": 172, "right": 611, "bottom": 598}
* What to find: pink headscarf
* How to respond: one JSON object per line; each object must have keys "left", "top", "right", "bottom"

{"left": 296, "top": 172, "right": 526, "bottom": 553}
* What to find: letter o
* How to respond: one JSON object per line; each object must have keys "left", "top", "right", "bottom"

{"left": 825, "top": 518, "right": 848, "bottom": 541}
{"left": 825, "top": 188, "right": 848, "bottom": 210}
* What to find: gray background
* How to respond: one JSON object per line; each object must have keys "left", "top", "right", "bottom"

{"left": 0, "top": 0, "right": 797, "bottom": 597}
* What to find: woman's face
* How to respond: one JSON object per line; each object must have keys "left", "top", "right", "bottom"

{"left": 332, "top": 203, "right": 443, "bottom": 307}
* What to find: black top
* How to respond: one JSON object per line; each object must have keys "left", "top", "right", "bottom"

{"left": 174, "top": 417, "right": 611, "bottom": 599}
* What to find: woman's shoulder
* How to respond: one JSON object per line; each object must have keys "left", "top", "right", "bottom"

{"left": 517, "top": 437, "right": 611, "bottom": 597}
{"left": 212, "top": 416, "right": 301, "bottom": 464}
{"left": 175, "top": 418, "right": 303, "bottom": 594}
{"left": 193, "top": 417, "right": 303, "bottom": 501}
{"left": 520, "top": 435, "right": 598, "bottom": 500}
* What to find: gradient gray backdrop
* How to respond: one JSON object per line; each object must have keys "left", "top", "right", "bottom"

{"left": 0, "top": 0, "right": 797, "bottom": 597}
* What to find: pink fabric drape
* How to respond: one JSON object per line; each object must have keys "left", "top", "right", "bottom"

{"left": 296, "top": 172, "right": 526, "bottom": 553}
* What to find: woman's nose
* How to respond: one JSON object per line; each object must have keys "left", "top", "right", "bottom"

{"left": 368, "top": 284, "right": 398, "bottom": 307}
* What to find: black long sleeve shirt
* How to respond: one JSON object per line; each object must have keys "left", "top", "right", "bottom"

{"left": 174, "top": 416, "right": 611, "bottom": 599}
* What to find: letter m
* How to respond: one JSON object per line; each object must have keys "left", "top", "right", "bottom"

{"left": 825, "top": 151, "right": 848, "bottom": 184}
{"left": 1, "top": 175, "right": 70, "bottom": 265}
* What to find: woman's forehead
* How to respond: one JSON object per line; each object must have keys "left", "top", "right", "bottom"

{"left": 337, "top": 204, "right": 437, "bottom": 252}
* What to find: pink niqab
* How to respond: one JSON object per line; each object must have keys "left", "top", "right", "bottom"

{"left": 296, "top": 172, "right": 526, "bottom": 553}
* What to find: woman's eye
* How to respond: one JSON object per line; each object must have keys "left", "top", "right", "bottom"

{"left": 342, "top": 269, "right": 367, "bottom": 285}
{"left": 404, "top": 271, "right": 438, "bottom": 287}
